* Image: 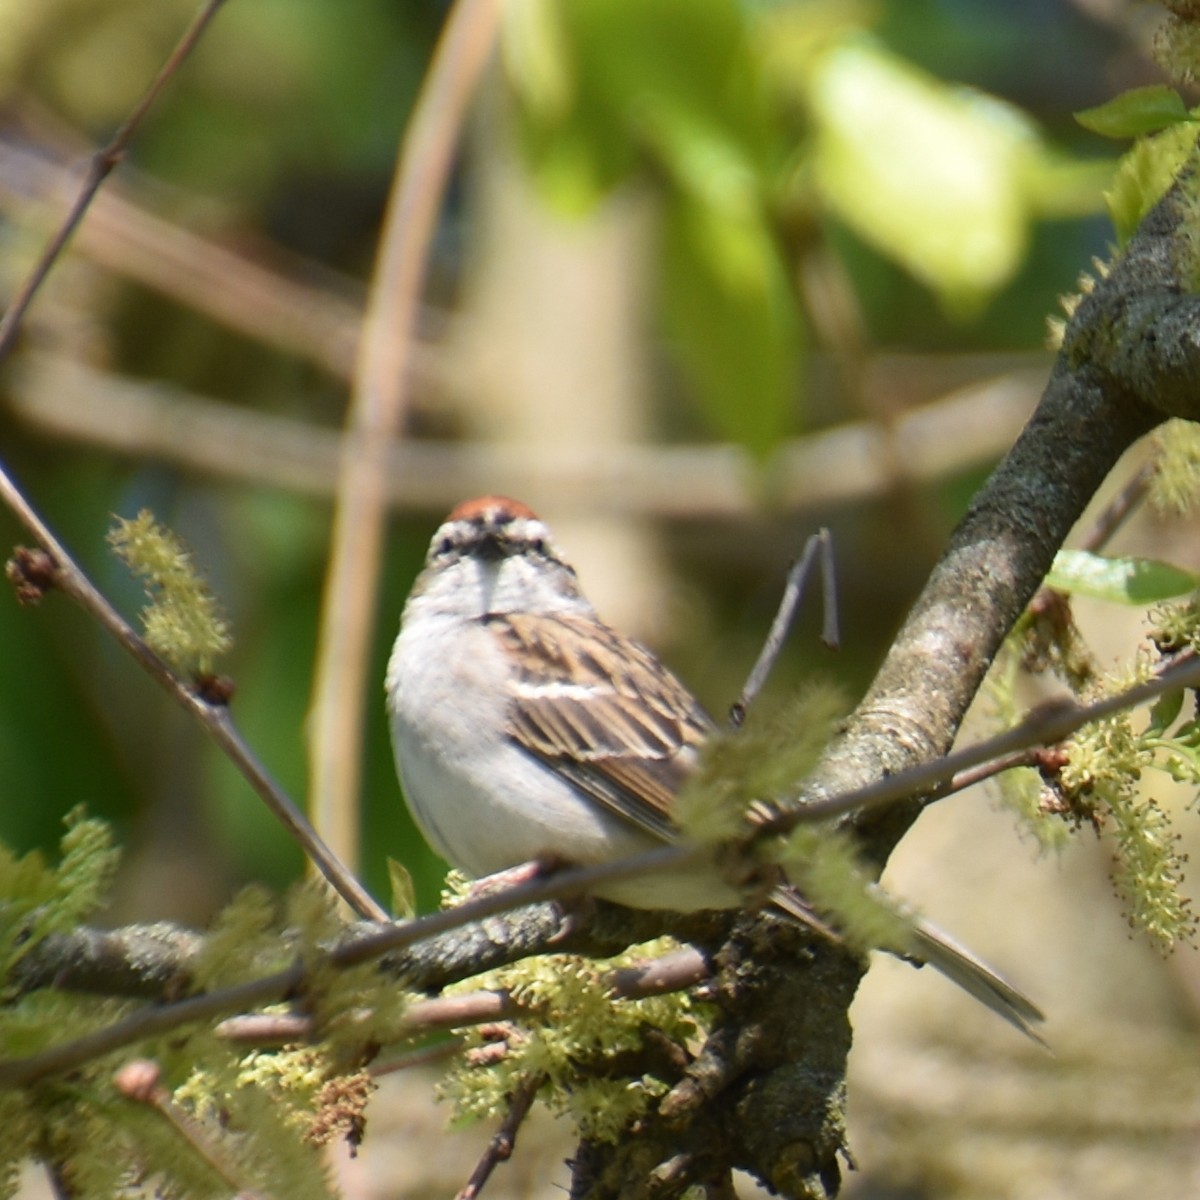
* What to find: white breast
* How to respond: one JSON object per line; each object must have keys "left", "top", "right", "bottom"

{"left": 386, "top": 611, "right": 660, "bottom": 879}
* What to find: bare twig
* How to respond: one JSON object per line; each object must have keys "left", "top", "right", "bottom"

{"left": 369, "top": 1040, "right": 463, "bottom": 1077}
{"left": 937, "top": 748, "right": 1044, "bottom": 799}
{"left": 10, "top": 351, "right": 1044, "bottom": 517}
{"left": 0, "top": 968, "right": 303, "bottom": 1088}
{"left": 212, "top": 945, "right": 709, "bottom": 1046}
{"left": 456, "top": 1074, "right": 543, "bottom": 1200}
{"left": 1078, "top": 460, "right": 1156, "bottom": 553}
{"left": 0, "top": 457, "right": 387, "bottom": 924}
{"left": 0, "top": 130, "right": 366, "bottom": 381}
{"left": 0, "top": 0, "right": 228, "bottom": 362}
{"left": 758, "top": 648, "right": 1200, "bottom": 835}
{"left": 729, "top": 528, "right": 837, "bottom": 728}
{"left": 307, "top": 0, "right": 504, "bottom": 869}
{"left": 6, "top": 646, "right": 1198, "bottom": 1086}
{"left": 0, "top": 847, "right": 692, "bottom": 1088}
{"left": 3, "top": 631, "right": 1194, "bottom": 1087}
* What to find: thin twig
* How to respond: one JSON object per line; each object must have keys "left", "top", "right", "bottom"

{"left": 0, "top": 845, "right": 690, "bottom": 1088}
{"left": 0, "top": 851, "right": 697, "bottom": 1088}
{"left": 212, "top": 946, "right": 709, "bottom": 1045}
{"left": 936, "top": 748, "right": 1043, "bottom": 799}
{"left": 455, "top": 1074, "right": 543, "bottom": 1200}
{"left": 0, "top": 0, "right": 228, "bottom": 363}
{"left": 11, "top": 351, "right": 1044, "bottom": 517}
{"left": 1078, "top": 460, "right": 1156, "bottom": 553}
{"left": 4, "top": 650, "right": 1195, "bottom": 1089}
{"left": 307, "top": 0, "right": 504, "bottom": 869}
{"left": 0, "top": 456, "right": 387, "bottom": 923}
{"left": 757, "top": 647, "right": 1200, "bottom": 835}
{"left": 0, "top": 968, "right": 303, "bottom": 1088}
{"left": 369, "top": 1039, "right": 463, "bottom": 1077}
{"left": 0, "top": 129, "right": 366, "bottom": 381}
{"left": 729, "top": 528, "right": 837, "bottom": 728}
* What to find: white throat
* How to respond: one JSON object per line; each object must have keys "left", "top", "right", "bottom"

{"left": 405, "top": 550, "right": 596, "bottom": 623}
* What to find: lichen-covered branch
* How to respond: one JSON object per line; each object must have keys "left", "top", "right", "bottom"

{"left": 624, "top": 153, "right": 1200, "bottom": 1196}
{"left": 808, "top": 160, "right": 1200, "bottom": 858}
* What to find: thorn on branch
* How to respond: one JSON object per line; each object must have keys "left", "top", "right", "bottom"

{"left": 5, "top": 545, "right": 61, "bottom": 604}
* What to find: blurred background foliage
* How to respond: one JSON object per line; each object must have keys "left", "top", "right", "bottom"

{"left": 11, "top": 2, "right": 1200, "bottom": 1196}
{"left": 0, "top": 0, "right": 1160, "bottom": 913}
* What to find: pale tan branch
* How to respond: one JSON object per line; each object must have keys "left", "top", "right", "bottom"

{"left": 0, "top": 128, "right": 443, "bottom": 387}
{"left": 0, "top": 0, "right": 229, "bottom": 360}
{"left": 9, "top": 351, "right": 1044, "bottom": 517}
{"left": 0, "top": 458, "right": 387, "bottom": 924}
{"left": 307, "top": 0, "right": 504, "bottom": 869}
{"left": 212, "top": 947, "right": 708, "bottom": 1044}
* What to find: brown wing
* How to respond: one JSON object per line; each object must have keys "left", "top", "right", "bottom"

{"left": 485, "top": 611, "right": 714, "bottom": 842}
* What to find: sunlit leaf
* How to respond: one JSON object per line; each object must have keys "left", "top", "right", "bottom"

{"left": 1046, "top": 549, "right": 1200, "bottom": 604}
{"left": 387, "top": 857, "right": 417, "bottom": 921}
{"left": 502, "top": 0, "right": 573, "bottom": 122}
{"left": 808, "top": 37, "right": 1035, "bottom": 313}
{"left": 660, "top": 196, "right": 802, "bottom": 454}
{"left": 1104, "top": 122, "right": 1199, "bottom": 244}
{"left": 1146, "top": 689, "right": 1185, "bottom": 738}
{"left": 1076, "top": 86, "right": 1192, "bottom": 139}
{"left": 510, "top": 0, "right": 779, "bottom": 215}
{"left": 506, "top": 0, "right": 801, "bottom": 449}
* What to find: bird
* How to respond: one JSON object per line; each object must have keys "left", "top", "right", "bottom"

{"left": 386, "top": 495, "right": 1043, "bottom": 1037}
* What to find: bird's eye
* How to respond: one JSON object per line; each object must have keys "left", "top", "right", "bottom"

{"left": 529, "top": 537, "right": 546, "bottom": 555}
{"left": 436, "top": 536, "right": 454, "bottom": 556}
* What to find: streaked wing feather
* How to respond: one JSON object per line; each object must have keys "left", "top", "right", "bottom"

{"left": 487, "top": 611, "right": 712, "bottom": 841}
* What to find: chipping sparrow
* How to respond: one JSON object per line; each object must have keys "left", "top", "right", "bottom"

{"left": 386, "top": 496, "right": 1042, "bottom": 1035}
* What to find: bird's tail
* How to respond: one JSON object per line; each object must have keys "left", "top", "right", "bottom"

{"left": 770, "top": 886, "right": 1044, "bottom": 1043}
{"left": 908, "top": 918, "right": 1045, "bottom": 1043}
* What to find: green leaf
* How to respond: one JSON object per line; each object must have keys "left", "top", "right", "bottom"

{"left": 1146, "top": 689, "right": 1185, "bottom": 738}
{"left": 387, "top": 857, "right": 417, "bottom": 920}
{"left": 1075, "top": 86, "right": 1192, "bottom": 139}
{"left": 807, "top": 37, "right": 1036, "bottom": 313}
{"left": 659, "top": 196, "right": 802, "bottom": 454}
{"left": 510, "top": 0, "right": 780, "bottom": 215}
{"left": 502, "top": 0, "right": 573, "bottom": 122}
{"left": 1046, "top": 549, "right": 1200, "bottom": 604}
{"left": 1104, "top": 122, "right": 1200, "bottom": 244}
{"left": 506, "top": 0, "right": 802, "bottom": 450}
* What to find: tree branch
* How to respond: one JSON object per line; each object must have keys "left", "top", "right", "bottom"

{"left": 0, "top": 460, "right": 388, "bottom": 924}
{"left": 9, "top": 349, "right": 1044, "bottom": 517}
{"left": 0, "top": 0, "right": 228, "bottom": 361}
{"left": 604, "top": 159, "right": 1200, "bottom": 1195}
{"left": 307, "top": 0, "right": 503, "bottom": 869}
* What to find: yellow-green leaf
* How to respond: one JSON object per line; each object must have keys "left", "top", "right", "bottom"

{"left": 1046, "top": 549, "right": 1200, "bottom": 605}
{"left": 387, "top": 857, "right": 417, "bottom": 920}
{"left": 808, "top": 37, "right": 1035, "bottom": 312}
{"left": 1104, "top": 123, "right": 1199, "bottom": 244}
{"left": 1076, "top": 86, "right": 1192, "bottom": 139}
